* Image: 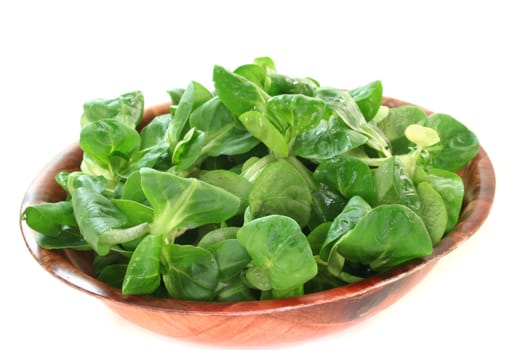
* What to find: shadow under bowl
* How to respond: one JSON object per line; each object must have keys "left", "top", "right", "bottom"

{"left": 19, "top": 97, "right": 496, "bottom": 345}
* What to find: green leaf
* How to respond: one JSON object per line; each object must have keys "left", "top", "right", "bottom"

{"left": 377, "top": 106, "right": 427, "bottom": 154}
{"left": 309, "top": 187, "right": 347, "bottom": 229}
{"left": 234, "top": 64, "right": 268, "bottom": 89}
{"left": 167, "top": 81, "right": 212, "bottom": 146}
{"left": 267, "top": 73, "right": 318, "bottom": 96}
{"left": 80, "top": 119, "right": 141, "bottom": 168}
{"left": 316, "top": 87, "right": 390, "bottom": 156}
{"left": 120, "top": 171, "right": 146, "bottom": 202}
{"left": 199, "top": 170, "right": 252, "bottom": 214}
{"left": 81, "top": 91, "right": 144, "bottom": 129}
{"left": 314, "top": 156, "right": 377, "bottom": 203}
{"left": 198, "top": 227, "right": 240, "bottom": 248}
{"left": 293, "top": 118, "right": 368, "bottom": 160}
{"left": 35, "top": 228, "right": 89, "bottom": 250}
{"left": 71, "top": 187, "right": 148, "bottom": 255}
{"left": 337, "top": 204, "right": 433, "bottom": 271}
{"left": 190, "top": 97, "right": 259, "bottom": 157}
{"left": 320, "top": 196, "right": 372, "bottom": 261}
{"left": 139, "top": 113, "right": 171, "bottom": 149}
{"left": 215, "top": 276, "right": 256, "bottom": 302}
{"left": 206, "top": 239, "right": 251, "bottom": 281}
{"left": 253, "top": 56, "right": 276, "bottom": 73}
{"left": 417, "top": 182, "right": 448, "bottom": 245}
{"left": 425, "top": 113, "right": 479, "bottom": 171}
{"left": 111, "top": 199, "right": 153, "bottom": 226}
{"left": 237, "top": 215, "right": 317, "bottom": 291}
{"left": 249, "top": 160, "right": 312, "bottom": 228}
{"left": 122, "top": 234, "right": 162, "bottom": 295}
{"left": 213, "top": 65, "right": 269, "bottom": 116}
{"left": 350, "top": 80, "right": 383, "bottom": 121}
{"left": 167, "top": 88, "right": 185, "bottom": 105}
{"left": 239, "top": 111, "right": 289, "bottom": 158}
{"left": 405, "top": 124, "right": 440, "bottom": 148}
{"left": 161, "top": 244, "right": 219, "bottom": 301}
{"left": 266, "top": 94, "right": 326, "bottom": 138}
{"left": 23, "top": 201, "right": 77, "bottom": 237}
{"left": 374, "top": 156, "right": 421, "bottom": 212}
{"left": 307, "top": 222, "right": 332, "bottom": 256}
{"left": 139, "top": 168, "right": 240, "bottom": 236}
{"left": 121, "top": 143, "right": 169, "bottom": 177}
{"left": 97, "top": 264, "right": 128, "bottom": 288}
{"left": 171, "top": 127, "right": 205, "bottom": 170}
{"left": 426, "top": 169, "right": 464, "bottom": 232}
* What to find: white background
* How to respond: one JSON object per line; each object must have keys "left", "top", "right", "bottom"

{"left": 1, "top": 1, "right": 523, "bottom": 349}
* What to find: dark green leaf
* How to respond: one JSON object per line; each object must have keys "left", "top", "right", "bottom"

{"left": 314, "top": 156, "right": 377, "bottom": 203}
{"left": 198, "top": 227, "right": 240, "bottom": 248}
{"left": 161, "top": 244, "right": 219, "bottom": 301}
{"left": 337, "top": 204, "right": 432, "bottom": 271}
{"left": 206, "top": 239, "right": 251, "bottom": 281}
{"left": 97, "top": 264, "right": 127, "bottom": 288}
{"left": 350, "top": 80, "right": 383, "bottom": 121}
{"left": 425, "top": 113, "right": 479, "bottom": 171}
{"left": 267, "top": 73, "right": 318, "bottom": 96}
{"left": 23, "top": 201, "right": 77, "bottom": 237}
{"left": 293, "top": 118, "right": 368, "bottom": 160}
{"left": 215, "top": 276, "right": 256, "bottom": 302}
{"left": 307, "top": 222, "right": 332, "bottom": 256}
{"left": 35, "top": 227, "right": 89, "bottom": 250}
{"left": 320, "top": 196, "right": 372, "bottom": 261}
{"left": 309, "top": 187, "right": 347, "bottom": 229}
{"left": 122, "top": 234, "right": 162, "bottom": 295}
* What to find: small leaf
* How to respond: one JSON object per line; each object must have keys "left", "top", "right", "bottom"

{"left": 405, "top": 124, "right": 440, "bottom": 148}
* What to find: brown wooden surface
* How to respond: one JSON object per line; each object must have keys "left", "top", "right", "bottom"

{"left": 19, "top": 97, "right": 496, "bottom": 345}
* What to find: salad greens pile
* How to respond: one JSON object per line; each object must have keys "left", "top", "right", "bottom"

{"left": 23, "top": 57, "right": 479, "bottom": 301}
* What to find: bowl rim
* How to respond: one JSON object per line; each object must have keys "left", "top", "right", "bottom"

{"left": 19, "top": 97, "right": 496, "bottom": 316}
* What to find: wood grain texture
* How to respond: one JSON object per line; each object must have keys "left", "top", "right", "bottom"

{"left": 19, "top": 98, "right": 496, "bottom": 345}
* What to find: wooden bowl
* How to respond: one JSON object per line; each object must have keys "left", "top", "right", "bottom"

{"left": 19, "top": 97, "right": 495, "bottom": 345}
